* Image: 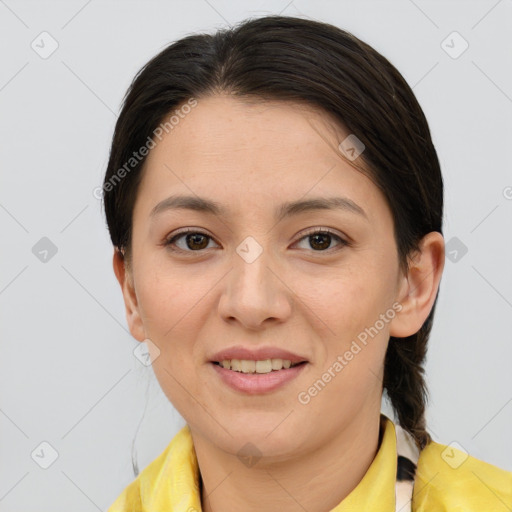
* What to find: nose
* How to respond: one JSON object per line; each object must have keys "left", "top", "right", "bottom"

{"left": 217, "top": 240, "right": 293, "bottom": 330}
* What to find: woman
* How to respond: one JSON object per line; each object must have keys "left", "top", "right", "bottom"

{"left": 103, "top": 15, "right": 512, "bottom": 512}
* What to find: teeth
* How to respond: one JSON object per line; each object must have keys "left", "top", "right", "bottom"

{"left": 256, "top": 360, "right": 272, "bottom": 373}
{"left": 219, "top": 358, "right": 298, "bottom": 374}
{"left": 241, "top": 360, "right": 255, "bottom": 373}
{"left": 271, "top": 358, "right": 283, "bottom": 370}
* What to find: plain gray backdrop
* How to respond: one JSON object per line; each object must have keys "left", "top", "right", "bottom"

{"left": 1, "top": 0, "right": 511, "bottom": 510}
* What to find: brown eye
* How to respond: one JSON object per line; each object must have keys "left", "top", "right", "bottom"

{"left": 309, "top": 232, "right": 332, "bottom": 250}
{"left": 165, "top": 229, "right": 217, "bottom": 252}
{"left": 295, "top": 229, "right": 348, "bottom": 252}
{"left": 183, "top": 233, "right": 210, "bottom": 250}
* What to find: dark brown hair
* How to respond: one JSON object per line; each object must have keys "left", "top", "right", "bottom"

{"left": 103, "top": 14, "right": 443, "bottom": 453}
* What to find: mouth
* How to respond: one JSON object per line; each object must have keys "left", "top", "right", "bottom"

{"left": 210, "top": 358, "right": 309, "bottom": 394}
{"left": 211, "top": 359, "right": 308, "bottom": 374}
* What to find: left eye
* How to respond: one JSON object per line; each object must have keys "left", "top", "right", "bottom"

{"left": 165, "top": 228, "right": 347, "bottom": 253}
{"left": 294, "top": 229, "right": 348, "bottom": 252}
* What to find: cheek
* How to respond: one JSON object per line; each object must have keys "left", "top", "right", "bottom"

{"left": 299, "top": 266, "right": 390, "bottom": 337}
{"left": 136, "top": 259, "right": 208, "bottom": 337}
{"left": 296, "top": 264, "right": 393, "bottom": 383}
{"left": 136, "top": 267, "right": 210, "bottom": 416}
{"left": 135, "top": 261, "right": 222, "bottom": 373}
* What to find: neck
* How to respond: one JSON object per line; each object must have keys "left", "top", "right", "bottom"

{"left": 192, "top": 410, "right": 382, "bottom": 512}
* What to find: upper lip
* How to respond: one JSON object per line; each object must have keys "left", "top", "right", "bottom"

{"left": 210, "top": 346, "right": 308, "bottom": 365}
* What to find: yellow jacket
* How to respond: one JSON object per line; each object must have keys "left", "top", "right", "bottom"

{"left": 107, "top": 414, "right": 512, "bottom": 511}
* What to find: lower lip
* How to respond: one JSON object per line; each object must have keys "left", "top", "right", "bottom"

{"left": 211, "top": 362, "right": 308, "bottom": 394}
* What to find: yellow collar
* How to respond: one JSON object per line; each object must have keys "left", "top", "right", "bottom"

{"left": 108, "top": 413, "right": 512, "bottom": 511}
{"left": 138, "top": 414, "right": 397, "bottom": 511}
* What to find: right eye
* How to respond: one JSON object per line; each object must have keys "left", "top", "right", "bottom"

{"left": 164, "top": 228, "right": 219, "bottom": 252}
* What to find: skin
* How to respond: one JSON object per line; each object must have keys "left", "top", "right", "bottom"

{"left": 113, "top": 94, "right": 445, "bottom": 512}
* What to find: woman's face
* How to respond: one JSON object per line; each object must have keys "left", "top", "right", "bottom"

{"left": 120, "top": 94, "right": 410, "bottom": 458}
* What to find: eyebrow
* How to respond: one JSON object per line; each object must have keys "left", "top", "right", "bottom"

{"left": 150, "top": 194, "right": 368, "bottom": 222}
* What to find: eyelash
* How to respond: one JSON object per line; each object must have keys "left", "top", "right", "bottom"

{"left": 164, "top": 227, "right": 349, "bottom": 254}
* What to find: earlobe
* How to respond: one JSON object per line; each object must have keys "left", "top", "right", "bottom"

{"left": 389, "top": 232, "right": 445, "bottom": 338}
{"left": 112, "top": 249, "right": 146, "bottom": 342}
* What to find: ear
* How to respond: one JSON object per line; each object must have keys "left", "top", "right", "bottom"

{"left": 389, "top": 232, "right": 445, "bottom": 338}
{"left": 112, "top": 248, "right": 146, "bottom": 342}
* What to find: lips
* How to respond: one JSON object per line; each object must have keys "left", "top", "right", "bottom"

{"left": 209, "top": 346, "right": 308, "bottom": 365}
{"left": 211, "top": 350, "right": 309, "bottom": 394}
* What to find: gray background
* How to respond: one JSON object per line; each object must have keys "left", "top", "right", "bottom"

{"left": 1, "top": 0, "right": 511, "bottom": 510}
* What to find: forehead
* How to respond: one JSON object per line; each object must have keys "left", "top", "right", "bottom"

{"left": 158, "top": 95, "right": 346, "bottom": 164}
{"left": 135, "top": 95, "right": 389, "bottom": 224}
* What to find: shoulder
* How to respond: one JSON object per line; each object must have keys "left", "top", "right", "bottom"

{"left": 106, "top": 425, "right": 193, "bottom": 512}
{"left": 413, "top": 439, "right": 512, "bottom": 511}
